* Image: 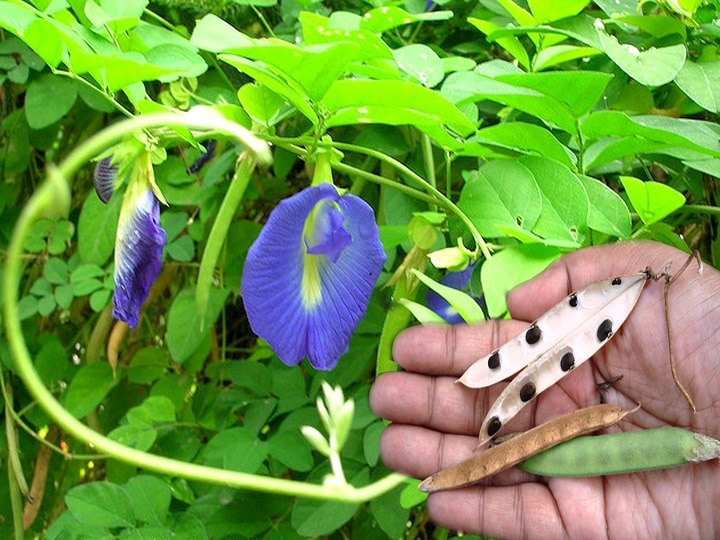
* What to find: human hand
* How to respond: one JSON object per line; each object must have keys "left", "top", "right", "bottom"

{"left": 370, "top": 241, "right": 720, "bottom": 538}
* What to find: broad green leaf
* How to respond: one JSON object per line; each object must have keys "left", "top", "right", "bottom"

{"left": 0, "top": 1, "right": 35, "bottom": 34}
{"left": 635, "top": 222, "right": 690, "bottom": 252}
{"left": 125, "top": 476, "right": 172, "bottom": 526}
{"left": 23, "top": 18, "right": 63, "bottom": 67}
{"left": 497, "top": 71, "right": 612, "bottom": 118}
{"left": 44, "top": 257, "right": 68, "bottom": 285}
{"left": 219, "top": 54, "right": 318, "bottom": 125}
{"left": 619, "top": 176, "right": 685, "bottom": 225}
{"left": 197, "top": 427, "right": 268, "bottom": 473}
{"left": 71, "top": 263, "right": 105, "bottom": 282}
{"left": 370, "top": 484, "right": 409, "bottom": 538}
{"left": 64, "top": 362, "right": 118, "bottom": 418}
{"left": 36, "top": 337, "right": 68, "bottom": 388}
{"left": 127, "top": 347, "right": 169, "bottom": 384}
{"left": 481, "top": 243, "right": 562, "bottom": 317}
{"left": 65, "top": 482, "right": 135, "bottom": 528}
{"left": 360, "top": 6, "right": 452, "bottom": 33}
{"left": 231, "top": 0, "right": 277, "bottom": 6}
{"left": 582, "top": 137, "right": 669, "bottom": 171}
{"left": 69, "top": 50, "right": 178, "bottom": 92}
{"left": 469, "top": 122, "right": 575, "bottom": 168}
{"left": 393, "top": 44, "right": 444, "bottom": 88}
{"left": 528, "top": 0, "right": 591, "bottom": 23}
{"left": 400, "top": 478, "right": 427, "bottom": 509}
{"left": 533, "top": 45, "right": 601, "bottom": 71}
{"left": 578, "top": 175, "right": 632, "bottom": 238}
{"left": 166, "top": 287, "right": 231, "bottom": 364}
{"left": 441, "top": 71, "right": 577, "bottom": 134}
{"left": 614, "top": 15, "right": 686, "bottom": 39}
{"left": 457, "top": 160, "right": 542, "bottom": 237}
{"left": 674, "top": 60, "right": 720, "bottom": 113}
{"left": 226, "top": 42, "right": 359, "bottom": 102}
{"left": 145, "top": 44, "right": 207, "bottom": 81}
{"left": 323, "top": 79, "right": 475, "bottom": 138}
{"left": 107, "top": 422, "right": 157, "bottom": 451}
{"left": 521, "top": 156, "right": 588, "bottom": 247}
{"left": 595, "top": 22, "right": 686, "bottom": 86}
{"left": 126, "top": 396, "right": 176, "bottom": 426}
{"left": 268, "top": 431, "right": 313, "bottom": 471}
{"left": 190, "top": 14, "right": 253, "bottom": 52}
{"left": 468, "top": 18, "right": 530, "bottom": 70}
{"left": 300, "top": 12, "right": 393, "bottom": 62}
{"left": 25, "top": 74, "right": 78, "bottom": 129}
{"left": 238, "top": 83, "right": 287, "bottom": 127}
{"left": 78, "top": 189, "right": 121, "bottom": 266}
{"left": 496, "top": 0, "right": 536, "bottom": 26}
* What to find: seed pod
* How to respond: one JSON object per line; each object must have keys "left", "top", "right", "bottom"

{"left": 458, "top": 272, "right": 648, "bottom": 446}
{"left": 518, "top": 427, "right": 720, "bottom": 477}
{"left": 419, "top": 404, "right": 635, "bottom": 493}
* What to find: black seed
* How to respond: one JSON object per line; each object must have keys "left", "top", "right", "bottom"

{"left": 486, "top": 416, "right": 502, "bottom": 437}
{"left": 488, "top": 350, "right": 500, "bottom": 370}
{"left": 560, "top": 352, "right": 575, "bottom": 372}
{"left": 612, "top": 277, "right": 622, "bottom": 286}
{"left": 525, "top": 324, "right": 541, "bottom": 345}
{"left": 597, "top": 319, "right": 613, "bottom": 341}
{"left": 519, "top": 382, "right": 536, "bottom": 402}
{"left": 569, "top": 293, "right": 578, "bottom": 307}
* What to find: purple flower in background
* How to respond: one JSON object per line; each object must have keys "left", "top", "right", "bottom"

{"left": 94, "top": 155, "right": 167, "bottom": 328}
{"left": 426, "top": 264, "right": 485, "bottom": 324}
{"left": 242, "top": 183, "right": 386, "bottom": 370}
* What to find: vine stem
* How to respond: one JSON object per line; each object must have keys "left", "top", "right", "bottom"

{"left": 2, "top": 112, "right": 407, "bottom": 503}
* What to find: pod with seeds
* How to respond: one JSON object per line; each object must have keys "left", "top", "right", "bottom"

{"left": 419, "top": 404, "right": 635, "bottom": 493}
{"left": 518, "top": 427, "right": 720, "bottom": 477}
{"left": 458, "top": 272, "right": 648, "bottom": 446}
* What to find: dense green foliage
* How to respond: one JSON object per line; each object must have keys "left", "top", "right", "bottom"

{"left": 1, "top": 0, "right": 720, "bottom": 537}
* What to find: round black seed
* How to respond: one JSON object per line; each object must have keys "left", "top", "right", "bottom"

{"left": 486, "top": 416, "right": 502, "bottom": 437}
{"left": 519, "top": 382, "right": 536, "bottom": 402}
{"left": 597, "top": 319, "right": 613, "bottom": 341}
{"left": 525, "top": 324, "right": 541, "bottom": 345}
{"left": 612, "top": 277, "right": 622, "bottom": 286}
{"left": 560, "top": 352, "right": 575, "bottom": 372}
{"left": 488, "top": 350, "right": 500, "bottom": 370}
{"left": 569, "top": 293, "right": 578, "bottom": 307}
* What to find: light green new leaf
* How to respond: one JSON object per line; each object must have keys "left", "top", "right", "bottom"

{"left": 457, "top": 160, "right": 542, "bottom": 238}
{"left": 190, "top": 14, "right": 254, "bottom": 52}
{"left": 397, "top": 299, "right": 447, "bottom": 325}
{"left": 468, "top": 17, "right": 530, "bottom": 70}
{"left": 595, "top": 23, "right": 686, "bottom": 86}
{"left": 360, "top": 6, "right": 452, "bottom": 33}
{"left": 674, "top": 60, "right": 720, "bottom": 113}
{"left": 411, "top": 270, "right": 485, "bottom": 324}
{"left": 393, "top": 44, "right": 444, "bottom": 88}
{"left": 481, "top": 244, "right": 562, "bottom": 317}
{"left": 528, "top": 0, "right": 591, "bottom": 23}
{"left": 533, "top": 45, "right": 601, "bottom": 72}
{"left": 323, "top": 79, "right": 475, "bottom": 138}
{"left": 23, "top": 18, "right": 63, "bottom": 67}
{"left": 619, "top": 176, "right": 685, "bottom": 226}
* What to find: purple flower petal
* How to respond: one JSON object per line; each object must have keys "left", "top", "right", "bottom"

{"left": 242, "top": 184, "right": 386, "bottom": 370}
{"left": 94, "top": 156, "right": 117, "bottom": 204}
{"left": 113, "top": 186, "right": 167, "bottom": 328}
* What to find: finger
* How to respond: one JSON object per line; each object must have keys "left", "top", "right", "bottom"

{"left": 507, "top": 241, "right": 685, "bottom": 322}
{"left": 392, "top": 319, "right": 531, "bottom": 377}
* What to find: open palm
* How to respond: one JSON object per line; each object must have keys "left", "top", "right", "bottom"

{"left": 370, "top": 241, "right": 720, "bottom": 538}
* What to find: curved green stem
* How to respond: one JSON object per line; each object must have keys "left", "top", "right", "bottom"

{"left": 2, "top": 113, "right": 406, "bottom": 504}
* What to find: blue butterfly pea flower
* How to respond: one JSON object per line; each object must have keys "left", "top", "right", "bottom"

{"left": 242, "top": 183, "right": 386, "bottom": 370}
{"left": 94, "top": 155, "right": 167, "bottom": 328}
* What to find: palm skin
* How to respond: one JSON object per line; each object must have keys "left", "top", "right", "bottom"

{"left": 370, "top": 241, "right": 720, "bottom": 538}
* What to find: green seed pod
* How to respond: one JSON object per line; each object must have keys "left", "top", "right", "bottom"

{"left": 519, "top": 427, "right": 720, "bottom": 477}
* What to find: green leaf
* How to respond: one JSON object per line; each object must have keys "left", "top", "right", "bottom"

{"left": 167, "top": 235, "right": 194, "bottom": 262}
{"left": 190, "top": 14, "right": 254, "bottom": 53}
{"left": 125, "top": 476, "right": 172, "bottom": 526}
{"left": 126, "top": 396, "right": 176, "bottom": 426}
{"left": 533, "top": 45, "right": 601, "bottom": 71}
{"left": 238, "top": 83, "right": 287, "bottom": 127}
{"left": 323, "top": 79, "right": 475, "bottom": 139}
{"left": 619, "top": 176, "right": 686, "bottom": 225}
{"left": 674, "top": 60, "right": 720, "bottom": 113}
{"left": 44, "top": 257, "right": 68, "bottom": 285}
{"left": 469, "top": 122, "right": 575, "bottom": 168}
{"left": 78, "top": 190, "right": 122, "bottom": 266}
{"left": 38, "top": 294, "right": 56, "bottom": 316}
{"left": 594, "top": 22, "right": 686, "bottom": 86}
{"left": 107, "top": 422, "right": 157, "bottom": 451}
{"left": 481, "top": 244, "right": 562, "bottom": 317}
{"left": 397, "top": 299, "right": 446, "bottom": 325}
{"left": 522, "top": 156, "right": 588, "bottom": 247}
{"left": 578, "top": 175, "right": 632, "bottom": 238}
{"left": 363, "top": 421, "right": 384, "bottom": 466}
{"left": 36, "top": 337, "right": 68, "bottom": 388}
{"left": 528, "top": 0, "right": 591, "bottom": 22}
{"left": 411, "top": 269, "right": 485, "bottom": 324}
{"left": 25, "top": 74, "right": 78, "bottom": 129}
{"left": 89, "top": 288, "right": 111, "bottom": 311}
{"left": 128, "top": 347, "right": 169, "bottom": 384}
{"left": 231, "top": 0, "right": 277, "bottom": 5}
{"left": 17, "top": 295, "right": 38, "bottom": 320}
{"left": 399, "top": 478, "right": 427, "bottom": 509}
{"left": 370, "top": 484, "right": 409, "bottom": 538}
{"left": 23, "top": 18, "right": 63, "bottom": 67}
{"left": 392, "top": 44, "right": 444, "bottom": 87}
{"left": 458, "top": 160, "right": 542, "bottom": 238}
{"left": 65, "top": 482, "right": 135, "bottom": 528}
{"left": 72, "top": 278, "right": 103, "bottom": 296}
{"left": 268, "top": 431, "right": 313, "bottom": 471}
{"left": 0, "top": 1, "right": 35, "bottom": 34}
{"left": 166, "top": 288, "right": 230, "bottom": 364}
{"left": 145, "top": 44, "right": 207, "bottom": 81}
{"left": 63, "top": 362, "right": 118, "bottom": 418}
{"left": 197, "top": 427, "right": 268, "bottom": 473}
{"left": 360, "top": 6, "right": 453, "bottom": 33}
{"left": 468, "top": 18, "right": 530, "bottom": 70}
